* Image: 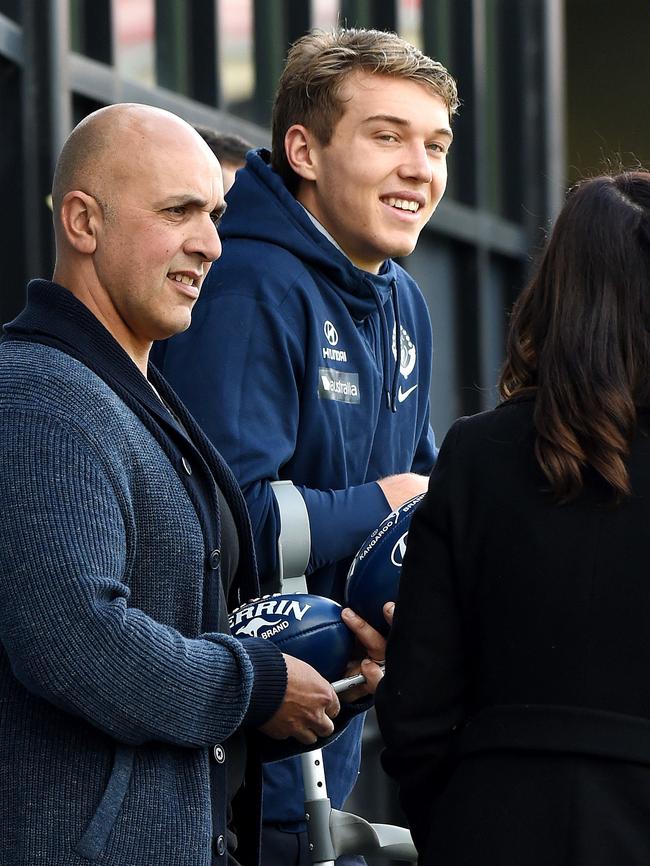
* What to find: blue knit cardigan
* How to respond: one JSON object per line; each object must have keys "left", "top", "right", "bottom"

{"left": 0, "top": 282, "right": 290, "bottom": 865}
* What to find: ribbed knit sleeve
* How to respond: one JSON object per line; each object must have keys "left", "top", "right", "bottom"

{"left": 236, "top": 637, "right": 288, "bottom": 727}
{"left": 0, "top": 407, "right": 258, "bottom": 748}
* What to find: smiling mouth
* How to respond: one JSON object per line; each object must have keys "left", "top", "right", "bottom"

{"left": 381, "top": 197, "right": 421, "bottom": 213}
{"left": 169, "top": 273, "right": 197, "bottom": 287}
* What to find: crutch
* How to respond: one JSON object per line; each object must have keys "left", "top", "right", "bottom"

{"left": 272, "top": 482, "right": 418, "bottom": 864}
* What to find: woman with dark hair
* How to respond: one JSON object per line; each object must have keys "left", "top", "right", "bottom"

{"left": 375, "top": 172, "right": 650, "bottom": 865}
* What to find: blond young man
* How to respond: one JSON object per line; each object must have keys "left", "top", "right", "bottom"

{"left": 155, "top": 29, "right": 458, "bottom": 866}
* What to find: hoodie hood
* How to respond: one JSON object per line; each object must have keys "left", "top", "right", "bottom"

{"left": 221, "top": 148, "right": 398, "bottom": 322}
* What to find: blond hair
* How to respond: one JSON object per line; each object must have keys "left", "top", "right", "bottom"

{"left": 271, "top": 28, "right": 459, "bottom": 192}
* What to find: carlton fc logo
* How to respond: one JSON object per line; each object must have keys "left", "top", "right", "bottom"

{"left": 392, "top": 324, "right": 417, "bottom": 378}
{"left": 324, "top": 320, "right": 339, "bottom": 346}
{"left": 392, "top": 324, "right": 418, "bottom": 403}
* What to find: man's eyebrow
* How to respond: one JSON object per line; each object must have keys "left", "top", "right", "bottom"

{"left": 155, "top": 194, "right": 210, "bottom": 209}
{"left": 362, "top": 113, "right": 410, "bottom": 127}
{"left": 362, "top": 114, "right": 454, "bottom": 141}
{"left": 436, "top": 127, "right": 454, "bottom": 142}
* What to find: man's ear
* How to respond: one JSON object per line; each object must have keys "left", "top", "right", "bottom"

{"left": 284, "top": 124, "right": 319, "bottom": 182}
{"left": 58, "top": 190, "right": 102, "bottom": 254}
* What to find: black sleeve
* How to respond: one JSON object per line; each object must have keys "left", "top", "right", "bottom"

{"left": 374, "top": 419, "right": 468, "bottom": 852}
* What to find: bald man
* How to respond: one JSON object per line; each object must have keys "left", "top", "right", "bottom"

{"left": 0, "top": 104, "right": 383, "bottom": 866}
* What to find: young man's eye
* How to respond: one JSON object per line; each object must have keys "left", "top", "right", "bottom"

{"left": 427, "top": 142, "right": 449, "bottom": 155}
{"left": 378, "top": 133, "right": 399, "bottom": 143}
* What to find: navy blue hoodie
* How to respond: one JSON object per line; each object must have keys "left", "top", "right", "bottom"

{"left": 154, "top": 148, "right": 437, "bottom": 824}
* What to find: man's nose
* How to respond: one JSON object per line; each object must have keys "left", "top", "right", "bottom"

{"left": 187, "top": 216, "right": 222, "bottom": 263}
{"left": 399, "top": 143, "right": 433, "bottom": 184}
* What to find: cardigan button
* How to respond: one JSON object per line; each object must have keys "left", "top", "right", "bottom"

{"left": 209, "top": 549, "right": 221, "bottom": 570}
{"left": 181, "top": 456, "right": 192, "bottom": 475}
{"left": 214, "top": 834, "right": 226, "bottom": 856}
{"left": 213, "top": 744, "right": 226, "bottom": 764}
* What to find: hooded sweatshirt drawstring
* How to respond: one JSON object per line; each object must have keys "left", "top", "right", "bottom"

{"left": 390, "top": 279, "right": 402, "bottom": 414}
{"left": 368, "top": 278, "right": 401, "bottom": 413}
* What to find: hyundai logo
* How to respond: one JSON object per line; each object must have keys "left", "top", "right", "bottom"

{"left": 324, "top": 320, "right": 339, "bottom": 346}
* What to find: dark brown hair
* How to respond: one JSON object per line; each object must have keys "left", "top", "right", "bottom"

{"left": 192, "top": 126, "right": 253, "bottom": 166}
{"left": 271, "top": 27, "right": 459, "bottom": 194}
{"left": 499, "top": 171, "right": 650, "bottom": 500}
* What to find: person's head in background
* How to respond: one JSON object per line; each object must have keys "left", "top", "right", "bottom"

{"left": 500, "top": 170, "right": 650, "bottom": 502}
{"left": 269, "top": 27, "right": 459, "bottom": 273}
{"left": 193, "top": 126, "right": 252, "bottom": 194}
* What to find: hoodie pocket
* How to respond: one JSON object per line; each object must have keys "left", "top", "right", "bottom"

{"left": 74, "top": 743, "right": 135, "bottom": 861}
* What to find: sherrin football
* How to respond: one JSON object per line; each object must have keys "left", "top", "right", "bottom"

{"left": 229, "top": 593, "right": 354, "bottom": 682}
{"left": 345, "top": 493, "right": 425, "bottom": 636}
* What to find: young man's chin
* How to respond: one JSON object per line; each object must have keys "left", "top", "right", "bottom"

{"left": 385, "top": 240, "right": 419, "bottom": 261}
{"left": 383, "top": 225, "right": 428, "bottom": 260}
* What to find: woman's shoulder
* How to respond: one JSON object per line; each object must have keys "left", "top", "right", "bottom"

{"left": 446, "top": 394, "right": 536, "bottom": 447}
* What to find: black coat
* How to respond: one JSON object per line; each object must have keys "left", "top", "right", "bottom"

{"left": 375, "top": 395, "right": 650, "bottom": 865}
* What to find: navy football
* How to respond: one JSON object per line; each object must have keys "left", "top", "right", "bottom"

{"left": 345, "top": 493, "right": 425, "bottom": 636}
{"left": 229, "top": 593, "right": 354, "bottom": 682}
